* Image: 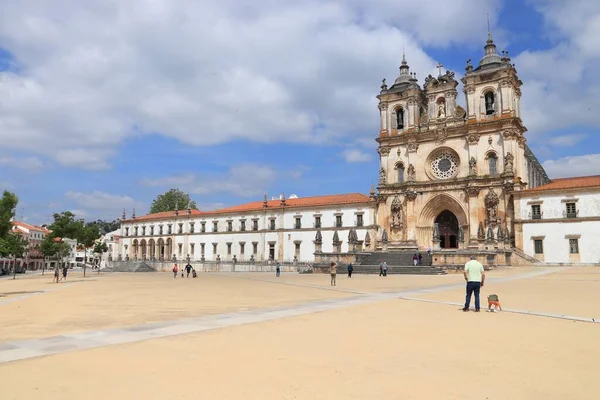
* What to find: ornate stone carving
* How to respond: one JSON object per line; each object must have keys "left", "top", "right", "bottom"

{"left": 497, "top": 225, "right": 504, "bottom": 241}
{"left": 404, "top": 190, "right": 418, "bottom": 201}
{"left": 379, "top": 167, "right": 386, "bottom": 184}
{"left": 314, "top": 230, "right": 322, "bottom": 244}
{"left": 390, "top": 196, "right": 403, "bottom": 231}
{"left": 376, "top": 193, "right": 388, "bottom": 203}
{"left": 437, "top": 102, "right": 446, "bottom": 119}
{"left": 466, "top": 133, "right": 479, "bottom": 145}
{"left": 378, "top": 147, "right": 390, "bottom": 156}
{"left": 433, "top": 223, "right": 440, "bottom": 241}
{"left": 465, "top": 186, "right": 480, "bottom": 197}
{"left": 332, "top": 231, "right": 340, "bottom": 244}
{"left": 407, "top": 164, "right": 416, "bottom": 182}
{"left": 504, "top": 152, "right": 514, "bottom": 174}
{"left": 468, "top": 156, "right": 477, "bottom": 176}
{"left": 364, "top": 232, "right": 371, "bottom": 246}
{"left": 434, "top": 127, "right": 448, "bottom": 143}
{"left": 485, "top": 189, "right": 500, "bottom": 222}
{"left": 455, "top": 105, "right": 467, "bottom": 119}
{"left": 486, "top": 225, "right": 495, "bottom": 241}
{"left": 503, "top": 181, "right": 514, "bottom": 193}
{"left": 502, "top": 129, "right": 519, "bottom": 139}
{"left": 380, "top": 79, "right": 388, "bottom": 93}
{"left": 407, "top": 141, "right": 419, "bottom": 153}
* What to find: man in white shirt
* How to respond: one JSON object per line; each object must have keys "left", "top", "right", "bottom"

{"left": 462, "top": 256, "right": 485, "bottom": 312}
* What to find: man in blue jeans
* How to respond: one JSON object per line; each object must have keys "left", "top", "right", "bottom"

{"left": 463, "top": 256, "right": 485, "bottom": 312}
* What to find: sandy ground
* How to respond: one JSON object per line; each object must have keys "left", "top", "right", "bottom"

{"left": 1, "top": 267, "right": 599, "bottom": 399}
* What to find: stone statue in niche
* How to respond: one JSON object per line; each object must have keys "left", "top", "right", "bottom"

{"left": 407, "top": 164, "right": 416, "bottom": 182}
{"left": 438, "top": 102, "right": 446, "bottom": 118}
{"left": 477, "top": 222, "right": 485, "bottom": 239}
{"left": 469, "top": 157, "right": 477, "bottom": 176}
{"left": 484, "top": 189, "right": 500, "bottom": 222}
{"left": 433, "top": 223, "right": 440, "bottom": 240}
{"left": 504, "top": 152, "right": 514, "bottom": 174}
{"left": 390, "top": 196, "right": 403, "bottom": 230}
{"left": 379, "top": 167, "right": 386, "bottom": 184}
{"left": 486, "top": 225, "right": 495, "bottom": 241}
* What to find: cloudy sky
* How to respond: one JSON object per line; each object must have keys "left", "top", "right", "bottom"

{"left": 1, "top": 0, "right": 599, "bottom": 223}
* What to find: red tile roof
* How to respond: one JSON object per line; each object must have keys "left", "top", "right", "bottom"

{"left": 12, "top": 221, "right": 44, "bottom": 232}
{"left": 522, "top": 175, "right": 600, "bottom": 193}
{"left": 126, "top": 193, "right": 372, "bottom": 222}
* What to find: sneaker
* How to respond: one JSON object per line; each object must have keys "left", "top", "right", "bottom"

{"left": 475, "top": 309, "right": 480, "bottom": 312}
{"left": 462, "top": 307, "right": 469, "bottom": 312}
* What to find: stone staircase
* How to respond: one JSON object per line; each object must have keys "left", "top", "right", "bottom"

{"left": 350, "top": 265, "right": 447, "bottom": 275}
{"left": 105, "top": 261, "right": 156, "bottom": 273}
{"left": 356, "top": 251, "right": 433, "bottom": 267}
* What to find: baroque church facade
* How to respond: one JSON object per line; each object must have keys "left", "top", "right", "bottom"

{"left": 373, "top": 32, "right": 548, "bottom": 252}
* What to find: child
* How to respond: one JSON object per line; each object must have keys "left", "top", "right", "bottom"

{"left": 487, "top": 294, "right": 502, "bottom": 312}
{"left": 192, "top": 269, "right": 197, "bottom": 278}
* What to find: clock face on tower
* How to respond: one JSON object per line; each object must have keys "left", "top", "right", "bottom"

{"left": 429, "top": 149, "right": 459, "bottom": 180}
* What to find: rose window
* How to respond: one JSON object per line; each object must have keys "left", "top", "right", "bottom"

{"left": 430, "top": 150, "right": 459, "bottom": 179}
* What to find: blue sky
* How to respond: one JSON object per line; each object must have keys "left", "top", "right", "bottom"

{"left": 1, "top": 0, "right": 599, "bottom": 224}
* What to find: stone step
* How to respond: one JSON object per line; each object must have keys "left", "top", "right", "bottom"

{"left": 346, "top": 265, "right": 446, "bottom": 275}
{"left": 356, "top": 251, "right": 433, "bottom": 267}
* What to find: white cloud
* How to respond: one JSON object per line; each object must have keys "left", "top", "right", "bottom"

{"left": 65, "top": 190, "right": 145, "bottom": 220}
{"left": 547, "top": 133, "right": 587, "bottom": 147}
{"left": 514, "top": 2, "right": 600, "bottom": 141}
{"left": 542, "top": 154, "right": 600, "bottom": 178}
{"left": 144, "top": 164, "right": 280, "bottom": 198}
{"left": 0, "top": 0, "right": 500, "bottom": 169}
{"left": 342, "top": 149, "right": 373, "bottom": 163}
{"left": 0, "top": 155, "right": 44, "bottom": 171}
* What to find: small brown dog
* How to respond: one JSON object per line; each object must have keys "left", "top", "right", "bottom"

{"left": 487, "top": 294, "right": 502, "bottom": 312}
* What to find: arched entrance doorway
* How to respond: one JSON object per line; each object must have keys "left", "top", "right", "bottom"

{"left": 435, "top": 210, "right": 459, "bottom": 249}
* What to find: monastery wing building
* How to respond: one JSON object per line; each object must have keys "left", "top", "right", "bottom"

{"left": 118, "top": 32, "right": 600, "bottom": 267}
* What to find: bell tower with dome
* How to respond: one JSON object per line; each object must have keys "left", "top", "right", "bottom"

{"left": 372, "top": 30, "right": 549, "bottom": 258}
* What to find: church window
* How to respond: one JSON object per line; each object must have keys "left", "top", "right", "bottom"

{"left": 531, "top": 205, "right": 541, "bottom": 220}
{"left": 396, "top": 162, "right": 405, "bottom": 183}
{"left": 396, "top": 108, "right": 404, "bottom": 129}
{"left": 488, "top": 154, "right": 498, "bottom": 176}
{"left": 485, "top": 91, "right": 495, "bottom": 115}
{"left": 569, "top": 239, "right": 579, "bottom": 254}
{"left": 534, "top": 239, "right": 544, "bottom": 254}
{"left": 565, "top": 203, "right": 577, "bottom": 218}
{"left": 429, "top": 149, "right": 459, "bottom": 180}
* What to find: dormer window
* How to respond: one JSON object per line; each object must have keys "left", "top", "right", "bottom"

{"left": 396, "top": 162, "right": 405, "bottom": 183}
{"left": 485, "top": 91, "right": 495, "bottom": 115}
{"left": 396, "top": 108, "right": 404, "bottom": 129}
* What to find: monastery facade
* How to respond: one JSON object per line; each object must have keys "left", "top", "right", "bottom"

{"left": 117, "top": 32, "right": 600, "bottom": 266}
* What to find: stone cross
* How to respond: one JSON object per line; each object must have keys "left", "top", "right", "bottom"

{"left": 436, "top": 63, "right": 444, "bottom": 77}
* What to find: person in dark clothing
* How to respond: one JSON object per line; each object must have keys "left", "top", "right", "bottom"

{"left": 192, "top": 269, "right": 198, "bottom": 278}
{"left": 418, "top": 253, "right": 423, "bottom": 265}
{"left": 276, "top": 262, "right": 281, "bottom": 277}
{"left": 185, "top": 263, "right": 193, "bottom": 278}
{"left": 379, "top": 261, "right": 384, "bottom": 277}
{"left": 347, "top": 263, "right": 353, "bottom": 278}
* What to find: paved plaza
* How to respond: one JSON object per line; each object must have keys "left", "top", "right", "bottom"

{"left": 1, "top": 267, "right": 599, "bottom": 399}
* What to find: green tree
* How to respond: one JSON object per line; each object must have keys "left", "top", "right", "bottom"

{"left": 48, "top": 211, "right": 84, "bottom": 240}
{"left": 79, "top": 224, "right": 101, "bottom": 276}
{"left": 93, "top": 241, "right": 109, "bottom": 274}
{"left": 40, "top": 236, "right": 71, "bottom": 280}
{"left": 149, "top": 189, "right": 197, "bottom": 214}
{"left": 0, "top": 191, "right": 18, "bottom": 238}
{"left": 0, "top": 232, "right": 28, "bottom": 279}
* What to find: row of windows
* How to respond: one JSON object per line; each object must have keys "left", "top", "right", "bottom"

{"left": 533, "top": 238, "right": 579, "bottom": 254}
{"left": 529, "top": 202, "right": 578, "bottom": 220}
{"left": 125, "top": 214, "right": 364, "bottom": 237}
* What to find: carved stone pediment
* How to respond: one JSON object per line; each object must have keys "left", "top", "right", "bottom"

{"left": 466, "top": 133, "right": 479, "bottom": 145}
{"left": 434, "top": 127, "right": 448, "bottom": 143}
{"left": 464, "top": 186, "right": 480, "bottom": 197}
{"left": 404, "top": 190, "right": 418, "bottom": 201}
{"left": 502, "top": 129, "right": 519, "bottom": 140}
{"left": 378, "top": 147, "right": 391, "bottom": 156}
{"left": 407, "top": 141, "right": 419, "bottom": 153}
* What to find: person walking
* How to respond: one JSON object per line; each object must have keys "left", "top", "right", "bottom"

{"left": 61, "top": 264, "right": 68, "bottom": 281}
{"left": 382, "top": 261, "right": 388, "bottom": 277}
{"left": 347, "top": 263, "right": 353, "bottom": 278}
{"left": 330, "top": 261, "right": 337, "bottom": 286}
{"left": 172, "top": 263, "right": 178, "bottom": 278}
{"left": 185, "top": 263, "right": 192, "bottom": 278}
{"left": 463, "top": 256, "right": 485, "bottom": 312}
{"left": 276, "top": 262, "right": 281, "bottom": 277}
{"left": 379, "top": 261, "right": 384, "bottom": 277}
{"left": 418, "top": 253, "right": 423, "bottom": 266}
{"left": 53, "top": 266, "right": 60, "bottom": 283}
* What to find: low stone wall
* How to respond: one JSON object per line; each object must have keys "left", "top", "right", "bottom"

{"left": 107, "top": 260, "right": 300, "bottom": 273}
{"left": 431, "top": 250, "right": 512, "bottom": 268}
